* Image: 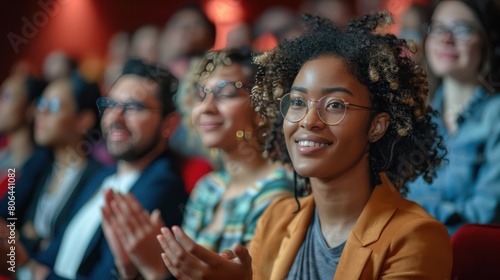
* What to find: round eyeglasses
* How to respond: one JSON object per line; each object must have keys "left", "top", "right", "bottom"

{"left": 195, "top": 81, "right": 252, "bottom": 102}
{"left": 279, "top": 93, "right": 372, "bottom": 125}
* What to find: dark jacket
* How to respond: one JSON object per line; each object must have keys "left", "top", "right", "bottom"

{"left": 21, "top": 157, "right": 103, "bottom": 255}
{"left": 0, "top": 147, "right": 50, "bottom": 222}
{"left": 34, "top": 152, "right": 188, "bottom": 279}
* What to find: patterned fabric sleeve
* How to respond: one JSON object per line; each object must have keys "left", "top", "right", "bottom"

{"left": 242, "top": 176, "right": 293, "bottom": 244}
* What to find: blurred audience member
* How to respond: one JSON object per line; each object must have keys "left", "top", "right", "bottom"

{"left": 300, "top": 0, "right": 357, "bottom": 26}
{"left": 226, "top": 22, "right": 253, "bottom": 50}
{"left": 15, "top": 58, "right": 188, "bottom": 280}
{"left": 408, "top": 0, "right": 500, "bottom": 234}
{"left": 165, "top": 5, "right": 217, "bottom": 163}
{"left": 0, "top": 75, "right": 48, "bottom": 220}
{"left": 42, "top": 51, "right": 77, "bottom": 82}
{"left": 103, "top": 32, "right": 131, "bottom": 93}
{"left": 253, "top": 6, "right": 303, "bottom": 43}
{"left": 129, "top": 25, "right": 160, "bottom": 64}
{"left": 159, "top": 4, "right": 216, "bottom": 79}
{"left": 20, "top": 74, "right": 103, "bottom": 256}
{"left": 357, "top": 0, "right": 383, "bottom": 15}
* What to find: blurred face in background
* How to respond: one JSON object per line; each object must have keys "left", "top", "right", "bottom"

{"left": 0, "top": 76, "right": 31, "bottom": 133}
{"left": 425, "top": 1, "right": 484, "bottom": 82}
{"left": 34, "top": 80, "right": 80, "bottom": 147}
{"left": 42, "top": 51, "right": 72, "bottom": 82}
{"left": 160, "top": 8, "right": 214, "bottom": 61}
{"left": 129, "top": 26, "right": 160, "bottom": 64}
{"left": 191, "top": 64, "right": 258, "bottom": 153}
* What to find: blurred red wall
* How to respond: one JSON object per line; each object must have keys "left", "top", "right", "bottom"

{"left": 0, "top": 0, "right": 302, "bottom": 82}
{"left": 0, "top": 0, "right": 429, "bottom": 82}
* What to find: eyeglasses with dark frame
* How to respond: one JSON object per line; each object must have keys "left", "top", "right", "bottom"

{"left": 195, "top": 80, "right": 253, "bottom": 102}
{"left": 96, "top": 97, "right": 160, "bottom": 117}
{"left": 279, "top": 93, "right": 372, "bottom": 125}
{"left": 427, "top": 21, "right": 479, "bottom": 42}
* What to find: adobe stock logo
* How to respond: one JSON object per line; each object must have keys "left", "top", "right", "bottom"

{"left": 7, "top": 0, "right": 69, "bottom": 54}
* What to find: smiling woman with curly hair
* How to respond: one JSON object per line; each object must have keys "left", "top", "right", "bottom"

{"left": 156, "top": 12, "right": 452, "bottom": 280}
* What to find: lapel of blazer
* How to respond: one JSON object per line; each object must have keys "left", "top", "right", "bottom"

{"left": 77, "top": 166, "right": 130, "bottom": 268}
{"left": 334, "top": 173, "right": 400, "bottom": 280}
{"left": 52, "top": 160, "right": 103, "bottom": 236}
{"left": 271, "top": 196, "right": 315, "bottom": 280}
{"left": 79, "top": 159, "right": 160, "bottom": 267}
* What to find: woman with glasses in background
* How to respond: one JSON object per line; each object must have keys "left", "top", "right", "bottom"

{"left": 407, "top": 0, "right": 500, "bottom": 234}
{"left": 99, "top": 49, "right": 294, "bottom": 280}
{"left": 19, "top": 73, "right": 103, "bottom": 256}
{"left": 157, "top": 12, "right": 452, "bottom": 279}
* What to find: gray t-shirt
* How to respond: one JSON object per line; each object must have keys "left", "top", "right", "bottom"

{"left": 287, "top": 208, "right": 346, "bottom": 280}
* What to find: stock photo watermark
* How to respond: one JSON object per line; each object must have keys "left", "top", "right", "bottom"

{"left": 4, "top": 168, "right": 16, "bottom": 273}
{"left": 7, "top": 0, "right": 69, "bottom": 54}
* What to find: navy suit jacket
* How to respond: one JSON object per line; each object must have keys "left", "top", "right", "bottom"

{"left": 0, "top": 147, "right": 50, "bottom": 222}
{"left": 34, "top": 152, "right": 188, "bottom": 279}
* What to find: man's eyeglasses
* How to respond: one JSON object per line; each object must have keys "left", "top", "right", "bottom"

{"left": 279, "top": 93, "right": 372, "bottom": 126}
{"left": 96, "top": 97, "right": 160, "bottom": 117}
{"left": 428, "top": 21, "right": 479, "bottom": 42}
{"left": 195, "top": 81, "right": 252, "bottom": 102}
{"left": 37, "top": 97, "right": 61, "bottom": 113}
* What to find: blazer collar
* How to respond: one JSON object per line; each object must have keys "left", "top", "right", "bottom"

{"left": 271, "top": 195, "right": 315, "bottom": 279}
{"left": 351, "top": 173, "right": 400, "bottom": 246}
{"left": 335, "top": 173, "right": 401, "bottom": 279}
{"left": 79, "top": 155, "right": 170, "bottom": 273}
{"left": 274, "top": 173, "right": 401, "bottom": 280}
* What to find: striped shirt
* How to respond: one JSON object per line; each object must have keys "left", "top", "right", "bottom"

{"left": 182, "top": 167, "right": 293, "bottom": 252}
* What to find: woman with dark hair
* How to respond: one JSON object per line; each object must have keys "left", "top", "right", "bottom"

{"left": 19, "top": 73, "right": 103, "bottom": 255}
{"left": 156, "top": 12, "right": 452, "bottom": 279}
{"left": 407, "top": 0, "right": 500, "bottom": 234}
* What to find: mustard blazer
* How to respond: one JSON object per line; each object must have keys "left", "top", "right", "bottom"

{"left": 249, "top": 174, "right": 452, "bottom": 279}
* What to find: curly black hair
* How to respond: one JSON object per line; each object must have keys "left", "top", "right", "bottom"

{"left": 252, "top": 11, "right": 446, "bottom": 194}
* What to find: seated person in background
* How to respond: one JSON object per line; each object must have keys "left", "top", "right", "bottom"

{"left": 42, "top": 51, "right": 77, "bottom": 83}
{"left": 20, "top": 73, "right": 103, "bottom": 255}
{"left": 165, "top": 4, "right": 218, "bottom": 161}
{"left": 100, "top": 49, "right": 294, "bottom": 280}
{"left": 12, "top": 58, "right": 189, "bottom": 279}
{"left": 158, "top": 3, "right": 216, "bottom": 80}
{"left": 157, "top": 12, "right": 452, "bottom": 279}
{"left": 407, "top": 0, "right": 500, "bottom": 234}
{"left": 0, "top": 74, "right": 47, "bottom": 280}
{"left": 0, "top": 75, "right": 49, "bottom": 220}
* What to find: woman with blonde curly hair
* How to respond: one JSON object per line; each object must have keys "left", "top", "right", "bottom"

{"left": 157, "top": 12, "right": 452, "bottom": 280}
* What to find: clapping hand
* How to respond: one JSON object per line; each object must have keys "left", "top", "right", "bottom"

{"left": 157, "top": 226, "right": 252, "bottom": 280}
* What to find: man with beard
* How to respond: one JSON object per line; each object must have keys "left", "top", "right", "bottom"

{"left": 18, "top": 59, "right": 188, "bottom": 279}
